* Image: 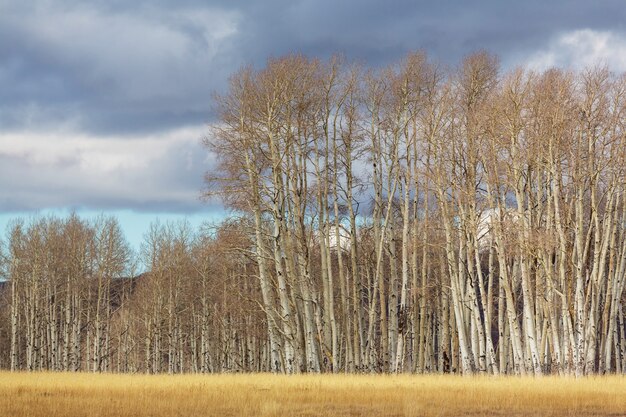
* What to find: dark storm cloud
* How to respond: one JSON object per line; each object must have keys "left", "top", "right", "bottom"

{"left": 0, "top": 0, "right": 624, "bottom": 214}
{"left": 2, "top": 0, "right": 625, "bottom": 134}
{"left": 222, "top": 0, "right": 626, "bottom": 65}
{"left": 0, "top": 1, "right": 239, "bottom": 134}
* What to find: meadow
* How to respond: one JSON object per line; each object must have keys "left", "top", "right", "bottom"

{"left": 0, "top": 372, "right": 624, "bottom": 417}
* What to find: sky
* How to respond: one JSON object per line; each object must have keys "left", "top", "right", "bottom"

{"left": 1, "top": 0, "right": 626, "bottom": 250}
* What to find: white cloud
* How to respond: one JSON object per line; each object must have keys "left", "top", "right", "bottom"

{"left": 522, "top": 29, "right": 626, "bottom": 72}
{"left": 0, "top": 126, "right": 211, "bottom": 211}
{"left": 1, "top": 127, "right": 198, "bottom": 171}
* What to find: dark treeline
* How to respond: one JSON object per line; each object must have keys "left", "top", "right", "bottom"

{"left": 1, "top": 51, "right": 626, "bottom": 375}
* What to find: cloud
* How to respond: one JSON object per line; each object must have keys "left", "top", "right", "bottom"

{"left": 21, "top": 7, "right": 238, "bottom": 98}
{"left": 0, "top": 126, "right": 215, "bottom": 212}
{"left": 522, "top": 29, "right": 626, "bottom": 72}
{"left": 2, "top": 1, "right": 625, "bottom": 136}
{"left": 0, "top": 2, "right": 240, "bottom": 134}
{"left": 1, "top": 0, "right": 625, "bottom": 215}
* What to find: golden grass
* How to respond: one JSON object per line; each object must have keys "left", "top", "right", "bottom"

{"left": 0, "top": 372, "right": 624, "bottom": 417}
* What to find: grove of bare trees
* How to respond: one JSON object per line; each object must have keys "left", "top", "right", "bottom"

{"left": 1, "top": 52, "right": 625, "bottom": 375}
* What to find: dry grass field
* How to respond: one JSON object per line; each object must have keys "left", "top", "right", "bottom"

{"left": 0, "top": 372, "right": 624, "bottom": 417}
